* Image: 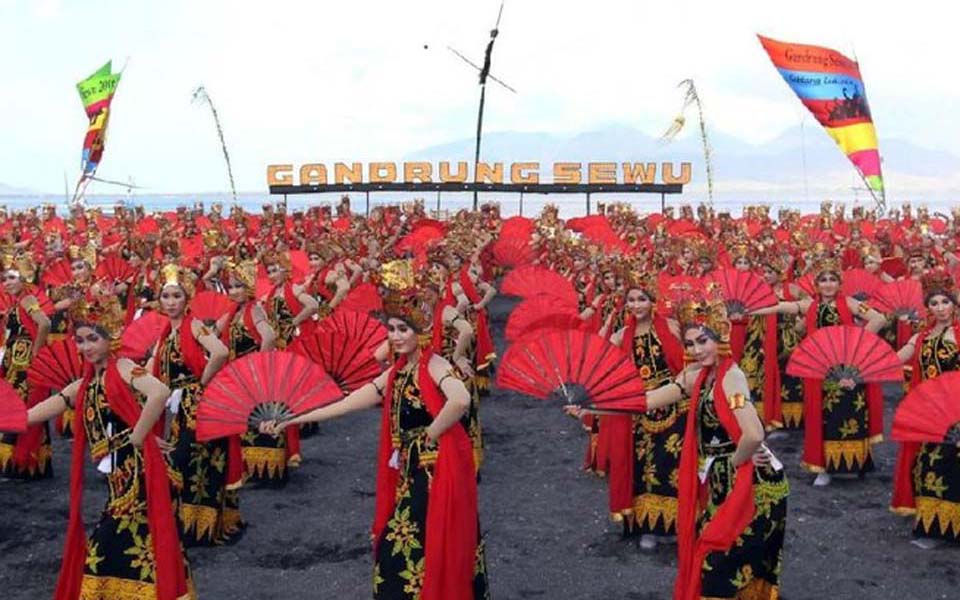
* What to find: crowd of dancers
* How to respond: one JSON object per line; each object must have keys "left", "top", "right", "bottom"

{"left": 0, "top": 197, "right": 957, "bottom": 599}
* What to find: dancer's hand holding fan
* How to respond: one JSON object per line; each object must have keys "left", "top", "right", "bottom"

{"left": 873, "top": 279, "right": 925, "bottom": 322}
{"left": 497, "top": 329, "right": 647, "bottom": 414}
{"left": 786, "top": 325, "right": 903, "bottom": 385}
{"left": 892, "top": 371, "right": 960, "bottom": 444}
{"left": 196, "top": 351, "right": 343, "bottom": 442}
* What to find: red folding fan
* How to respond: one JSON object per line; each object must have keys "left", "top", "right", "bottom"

{"left": 873, "top": 279, "right": 925, "bottom": 320}
{"left": 196, "top": 351, "right": 343, "bottom": 441}
{"left": 189, "top": 291, "right": 235, "bottom": 323}
{"left": 496, "top": 329, "right": 647, "bottom": 412}
{"left": 880, "top": 256, "right": 907, "bottom": 280}
{"left": 119, "top": 311, "right": 168, "bottom": 360}
{"left": 786, "top": 325, "right": 903, "bottom": 383}
{"left": 656, "top": 273, "right": 703, "bottom": 316}
{"left": 501, "top": 266, "right": 577, "bottom": 306}
{"left": 841, "top": 268, "right": 882, "bottom": 302}
{"left": 290, "top": 330, "right": 383, "bottom": 392}
{"left": 319, "top": 309, "right": 388, "bottom": 353}
{"left": 707, "top": 268, "right": 778, "bottom": 315}
{"left": 0, "top": 290, "right": 54, "bottom": 316}
{"left": 492, "top": 238, "right": 535, "bottom": 269}
{"left": 792, "top": 272, "right": 817, "bottom": 298}
{"left": 505, "top": 297, "right": 581, "bottom": 342}
{"left": 28, "top": 340, "right": 85, "bottom": 390}
{"left": 0, "top": 380, "right": 27, "bottom": 433}
{"left": 892, "top": 371, "right": 960, "bottom": 443}
{"left": 95, "top": 255, "right": 136, "bottom": 283}
{"left": 337, "top": 282, "right": 383, "bottom": 315}
{"left": 40, "top": 259, "right": 74, "bottom": 289}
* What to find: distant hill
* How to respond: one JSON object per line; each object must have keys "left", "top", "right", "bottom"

{"left": 404, "top": 125, "right": 960, "bottom": 198}
{"left": 0, "top": 182, "right": 37, "bottom": 196}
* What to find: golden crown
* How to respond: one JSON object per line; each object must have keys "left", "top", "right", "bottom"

{"left": 225, "top": 259, "right": 258, "bottom": 294}
{"left": 921, "top": 269, "right": 956, "bottom": 300}
{"left": 378, "top": 259, "right": 433, "bottom": 332}
{"left": 158, "top": 263, "right": 196, "bottom": 297}
{"left": 69, "top": 292, "right": 126, "bottom": 339}
{"left": 673, "top": 283, "right": 731, "bottom": 343}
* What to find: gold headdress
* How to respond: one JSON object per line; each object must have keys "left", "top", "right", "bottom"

{"left": 225, "top": 260, "right": 257, "bottom": 295}
{"left": 812, "top": 256, "right": 842, "bottom": 280}
{"left": 69, "top": 293, "right": 126, "bottom": 340}
{"left": 67, "top": 244, "right": 98, "bottom": 268}
{"left": 261, "top": 250, "right": 292, "bottom": 272}
{"left": 673, "top": 283, "right": 732, "bottom": 350}
{"left": 158, "top": 263, "right": 196, "bottom": 297}
{"left": 921, "top": 269, "right": 956, "bottom": 301}
{"left": 378, "top": 259, "right": 433, "bottom": 333}
{"left": 2, "top": 253, "right": 37, "bottom": 284}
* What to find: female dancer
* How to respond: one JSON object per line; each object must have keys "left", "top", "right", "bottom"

{"left": 218, "top": 260, "right": 298, "bottom": 486}
{"left": 759, "top": 258, "right": 887, "bottom": 485}
{"left": 262, "top": 259, "right": 490, "bottom": 599}
{"left": 0, "top": 255, "right": 53, "bottom": 480}
{"left": 262, "top": 250, "right": 319, "bottom": 349}
{"left": 642, "top": 292, "right": 789, "bottom": 600}
{"left": 606, "top": 274, "right": 684, "bottom": 550}
{"left": 891, "top": 271, "right": 960, "bottom": 548}
{"left": 149, "top": 264, "right": 239, "bottom": 546}
{"left": 21, "top": 294, "right": 195, "bottom": 599}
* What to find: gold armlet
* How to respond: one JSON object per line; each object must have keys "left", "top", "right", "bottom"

{"left": 728, "top": 392, "right": 747, "bottom": 410}
{"left": 130, "top": 366, "right": 148, "bottom": 380}
{"left": 857, "top": 303, "right": 871, "bottom": 316}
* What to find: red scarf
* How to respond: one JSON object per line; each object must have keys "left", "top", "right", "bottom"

{"left": 270, "top": 281, "right": 316, "bottom": 338}
{"left": 458, "top": 267, "right": 496, "bottom": 368}
{"left": 155, "top": 316, "right": 243, "bottom": 489}
{"left": 311, "top": 267, "right": 334, "bottom": 302}
{"left": 430, "top": 279, "right": 457, "bottom": 352}
{"left": 10, "top": 290, "right": 47, "bottom": 469}
{"left": 606, "top": 313, "right": 684, "bottom": 516}
{"left": 890, "top": 321, "right": 960, "bottom": 512}
{"left": 219, "top": 301, "right": 263, "bottom": 348}
{"left": 761, "top": 312, "right": 782, "bottom": 428}
{"left": 56, "top": 360, "right": 188, "bottom": 600}
{"left": 801, "top": 295, "right": 883, "bottom": 469}
{"left": 674, "top": 358, "right": 755, "bottom": 600}
{"left": 373, "top": 353, "right": 479, "bottom": 600}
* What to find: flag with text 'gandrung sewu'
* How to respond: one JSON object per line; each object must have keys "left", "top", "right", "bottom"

{"left": 76, "top": 61, "right": 122, "bottom": 179}
{"left": 758, "top": 35, "right": 884, "bottom": 195}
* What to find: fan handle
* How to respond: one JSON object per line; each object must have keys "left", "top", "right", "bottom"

{"left": 248, "top": 401, "right": 295, "bottom": 429}
{"left": 825, "top": 365, "right": 863, "bottom": 386}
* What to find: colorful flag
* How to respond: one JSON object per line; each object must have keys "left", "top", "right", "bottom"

{"left": 757, "top": 35, "right": 884, "bottom": 200}
{"left": 76, "top": 61, "right": 122, "bottom": 179}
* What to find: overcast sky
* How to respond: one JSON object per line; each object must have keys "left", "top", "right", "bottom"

{"left": 1, "top": 0, "right": 956, "bottom": 194}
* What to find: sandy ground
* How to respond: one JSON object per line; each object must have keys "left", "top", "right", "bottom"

{"left": 2, "top": 295, "right": 958, "bottom": 599}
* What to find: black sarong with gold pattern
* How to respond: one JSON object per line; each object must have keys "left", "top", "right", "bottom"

{"left": 373, "top": 367, "right": 490, "bottom": 600}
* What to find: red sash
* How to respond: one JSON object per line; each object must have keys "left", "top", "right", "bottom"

{"left": 674, "top": 359, "right": 755, "bottom": 600}
{"left": 155, "top": 317, "right": 243, "bottom": 489}
{"left": 373, "top": 353, "right": 479, "bottom": 600}
{"left": 56, "top": 360, "right": 188, "bottom": 600}
{"left": 458, "top": 268, "right": 496, "bottom": 367}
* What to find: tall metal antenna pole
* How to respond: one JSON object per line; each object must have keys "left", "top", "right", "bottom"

{"left": 472, "top": 1, "right": 505, "bottom": 211}
{"left": 192, "top": 85, "right": 238, "bottom": 204}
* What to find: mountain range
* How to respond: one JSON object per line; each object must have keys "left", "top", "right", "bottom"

{"left": 403, "top": 124, "right": 960, "bottom": 195}
{"left": 4, "top": 125, "right": 958, "bottom": 201}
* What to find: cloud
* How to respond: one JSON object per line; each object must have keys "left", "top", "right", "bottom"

{"left": 1, "top": 0, "right": 957, "bottom": 194}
